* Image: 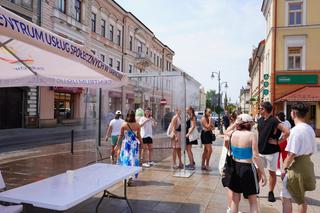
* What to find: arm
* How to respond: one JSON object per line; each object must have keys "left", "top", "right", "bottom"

{"left": 283, "top": 152, "right": 296, "bottom": 170}
{"left": 225, "top": 122, "right": 236, "bottom": 134}
{"left": 277, "top": 123, "right": 290, "bottom": 140}
{"left": 115, "top": 124, "right": 125, "bottom": 150}
{"left": 136, "top": 124, "right": 142, "bottom": 143}
{"left": 139, "top": 117, "right": 149, "bottom": 127}
{"left": 201, "top": 117, "right": 211, "bottom": 129}
{"left": 251, "top": 132, "right": 266, "bottom": 186}
{"left": 105, "top": 124, "right": 112, "bottom": 141}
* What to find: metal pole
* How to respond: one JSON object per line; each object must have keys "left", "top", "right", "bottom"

{"left": 218, "top": 71, "right": 223, "bottom": 134}
{"left": 181, "top": 72, "right": 187, "bottom": 170}
{"left": 71, "top": 129, "right": 74, "bottom": 155}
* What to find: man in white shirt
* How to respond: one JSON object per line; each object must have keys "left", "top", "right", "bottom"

{"left": 139, "top": 107, "right": 157, "bottom": 167}
{"left": 281, "top": 102, "right": 317, "bottom": 213}
{"left": 105, "top": 110, "right": 124, "bottom": 163}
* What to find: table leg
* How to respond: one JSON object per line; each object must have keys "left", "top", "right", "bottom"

{"left": 95, "top": 179, "right": 134, "bottom": 213}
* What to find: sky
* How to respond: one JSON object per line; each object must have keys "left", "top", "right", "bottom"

{"left": 116, "top": 0, "right": 266, "bottom": 103}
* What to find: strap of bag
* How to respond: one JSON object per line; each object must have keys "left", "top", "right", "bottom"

{"left": 127, "top": 123, "right": 137, "bottom": 138}
{"left": 227, "top": 131, "right": 236, "bottom": 156}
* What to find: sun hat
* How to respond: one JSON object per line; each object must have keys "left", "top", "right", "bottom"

{"left": 115, "top": 110, "right": 121, "bottom": 115}
{"left": 236, "top": 114, "right": 254, "bottom": 125}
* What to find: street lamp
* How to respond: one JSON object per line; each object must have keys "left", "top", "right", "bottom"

{"left": 211, "top": 71, "right": 228, "bottom": 134}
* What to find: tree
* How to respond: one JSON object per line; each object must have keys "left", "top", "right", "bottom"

{"left": 225, "top": 103, "right": 237, "bottom": 114}
{"left": 205, "top": 90, "right": 222, "bottom": 113}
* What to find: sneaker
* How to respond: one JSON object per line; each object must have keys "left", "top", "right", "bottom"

{"left": 142, "top": 162, "right": 150, "bottom": 168}
{"left": 185, "top": 164, "right": 195, "bottom": 170}
{"left": 226, "top": 207, "right": 231, "bottom": 213}
{"left": 276, "top": 169, "right": 281, "bottom": 176}
{"left": 268, "top": 191, "right": 276, "bottom": 202}
{"left": 149, "top": 161, "right": 157, "bottom": 166}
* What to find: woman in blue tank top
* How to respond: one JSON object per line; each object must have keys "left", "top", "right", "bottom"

{"left": 224, "top": 114, "right": 266, "bottom": 213}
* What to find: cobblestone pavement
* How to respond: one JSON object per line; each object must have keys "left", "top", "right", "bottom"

{"left": 0, "top": 135, "right": 319, "bottom": 213}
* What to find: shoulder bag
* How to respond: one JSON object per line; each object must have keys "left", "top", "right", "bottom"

{"left": 221, "top": 131, "right": 236, "bottom": 187}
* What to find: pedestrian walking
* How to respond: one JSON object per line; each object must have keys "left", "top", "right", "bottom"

{"left": 221, "top": 111, "right": 240, "bottom": 213}
{"left": 223, "top": 111, "right": 230, "bottom": 130}
{"left": 139, "top": 107, "right": 157, "bottom": 168}
{"left": 105, "top": 110, "right": 124, "bottom": 163}
{"left": 224, "top": 114, "right": 266, "bottom": 213}
{"left": 257, "top": 101, "right": 290, "bottom": 202}
{"left": 200, "top": 108, "right": 214, "bottom": 170}
{"left": 276, "top": 111, "right": 292, "bottom": 175}
{"left": 169, "top": 108, "right": 183, "bottom": 170}
{"left": 185, "top": 106, "right": 197, "bottom": 170}
{"left": 281, "top": 102, "right": 316, "bottom": 213}
{"left": 117, "top": 110, "right": 142, "bottom": 185}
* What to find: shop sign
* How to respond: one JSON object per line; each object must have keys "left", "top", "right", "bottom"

{"left": 52, "top": 87, "right": 82, "bottom": 93}
{"left": 276, "top": 75, "right": 318, "bottom": 84}
{"left": 264, "top": 74, "right": 269, "bottom": 80}
{"left": 263, "top": 89, "right": 269, "bottom": 95}
{"left": 263, "top": 82, "right": 269, "bottom": 87}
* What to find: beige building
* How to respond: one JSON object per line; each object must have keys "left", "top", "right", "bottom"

{"left": 248, "top": 40, "right": 265, "bottom": 117}
{"left": 37, "top": 0, "right": 174, "bottom": 126}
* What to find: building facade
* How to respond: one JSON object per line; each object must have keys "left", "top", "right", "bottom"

{"left": 248, "top": 40, "right": 265, "bottom": 117}
{"left": 239, "top": 84, "right": 250, "bottom": 114}
{"left": 37, "top": 0, "right": 174, "bottom": 126}
{"left": 0, "top": 0, "right": 41, "bottom": 129}
{"left": 262, "top": 0, "right": 320, "bottom": 135}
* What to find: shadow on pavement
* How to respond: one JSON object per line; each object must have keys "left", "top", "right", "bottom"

{"left": 22, "top": 198, "right": 201, "bottom": 213}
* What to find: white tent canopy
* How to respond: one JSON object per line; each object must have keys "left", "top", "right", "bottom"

{"left": 0, "top": 6, "right": 127, "bottom": 88}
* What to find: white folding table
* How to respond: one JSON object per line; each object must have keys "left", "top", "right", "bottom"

{"left": 0, "top": 163, "right": 141, "bottom": 213}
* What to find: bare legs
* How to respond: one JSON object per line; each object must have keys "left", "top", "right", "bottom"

{"left": 282, "top": 197, "right": 307, "bottom": 213}
{"left": 231, "top": 192, "right": 257, "bottom": 213}
{"left": 269, "top": 170, "right": 276, "bottom": 192}
{"left": 142, "top": 143, "right": 153, "bottom": 162}
{"left": 172, "top": 148, "right": 182, "bottom": 167}
{"left": 186, "top": 144, "right": 194, "bottom": 165}
{"left": 201, "top": 144, "right": 212, "bottom": 169}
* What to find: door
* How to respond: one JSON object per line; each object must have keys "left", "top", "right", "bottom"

{"left": 0, "top": 88, "right": 23, "bottom": 129}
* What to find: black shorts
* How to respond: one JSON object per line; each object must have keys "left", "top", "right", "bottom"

{"left": 201, "top": 131, "right": 213, "bottom": 144}
{"left": 228, "top": 161, "right": 259, "bottom": 197}
{"left": 186, "top": 137, "right": 198, "bottom": 145}
{"left": 142, "top": 137, "right": 153, "bottom": 144}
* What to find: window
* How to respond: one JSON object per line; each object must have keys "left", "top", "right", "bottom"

{"left": 137, "top": 42, "right": 142, "bottom": 53}
{"left": 21, "top": 0, "right": 32, "bottom": 8}
{"left": 116, "top": 30, "right": 121, "bottom": 46}
{"left": 109, "top": 58, "right": 113, "bottom": 67}
{"left": 91, "top": 13, "right": 96, "bottom": 32}
{"left": 288, "top": 2, "right": 302, "bottom": 26}
{"left": 91, "top": 50, "right": 95, "bottom": 55}
{"left": 100, "top": 54, "right": 105, "bottom": 62}
{"left": 146, "top": 47, "right": 149, "bottom": 55}
{"left": 58, "top": 0, "right": 66, "bottom": 13}
{"left": 288, "top": 47, "right": 302, "bottom": 70}
{"left": 116, "top": 61, "right": 121, "bottom": 71}
{"left": 153, "top": 55, "right": 156, "bottom": 64}
{"left": 129, "top": 36, "right": 133, "bottom": 51}
{"left": 129, "top": 65, "right": 133, "bottom": 73}
{"left": 101, "top": 19, "right": 106, "bottom": 37}
{"left": 157, "top": 56, "right": 159, "bottom": 67}
{"left": 75, "top": 0, "right": 81, "bottom": 22}
{"left": 109, "top": 25, "right": 114, "bottom": 42}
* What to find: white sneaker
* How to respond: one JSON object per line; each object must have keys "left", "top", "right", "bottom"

{"left": 142, "top": 163, "right": 150, "bottom": 168}
{"left": 226, "top": 207, "right": 231, "bottom": 213}
{"left": 276, "top": 169, "right": 282, "bottom": 176}
{"left": 149, "top": 161, "right": 157, "bottom": 166}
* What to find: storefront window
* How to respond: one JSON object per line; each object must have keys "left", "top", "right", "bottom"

{"left": 54, "top": 92, "right": 74, "bottom": 120}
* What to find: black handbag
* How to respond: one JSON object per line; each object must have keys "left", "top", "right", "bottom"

{"left": 211, "top": 132, "right": 216, "bottom": 142}
{"left": 221, "top": 131, "right": 235, "bottom": 187}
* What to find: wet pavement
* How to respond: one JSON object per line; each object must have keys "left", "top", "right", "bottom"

{"left": 0, "top": 134, "right": 320, "bottom": 212}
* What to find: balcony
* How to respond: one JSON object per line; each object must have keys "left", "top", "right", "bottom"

{"left": 135, "top": 52, "right": 152, "bottom": 69}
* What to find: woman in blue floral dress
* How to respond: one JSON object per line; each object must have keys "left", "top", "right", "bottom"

{"left": 116, "top": 110, "right": 142, "bottom": 181}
